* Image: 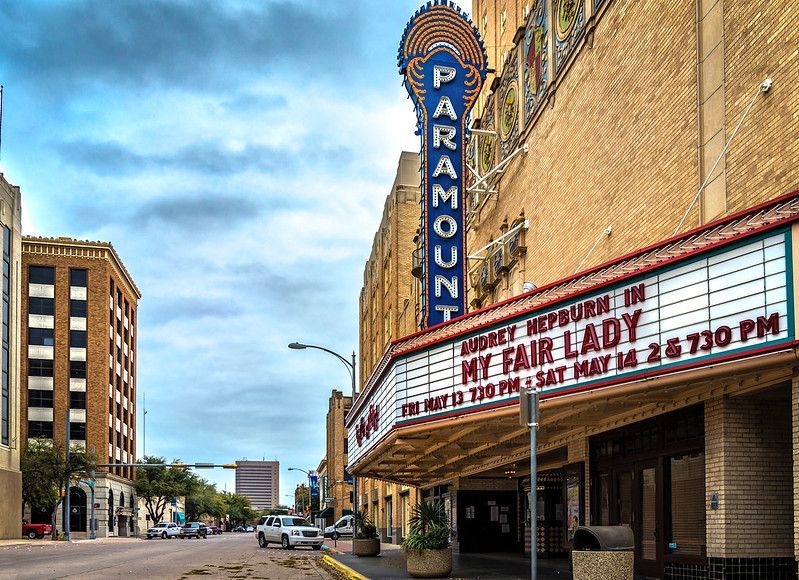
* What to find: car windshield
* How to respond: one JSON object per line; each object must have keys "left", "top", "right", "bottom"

{"left": 282, "top": 517, "right": 309, "bottom": 527}
{"left": 154, "top": 523, "right": 167, "bottom": 527}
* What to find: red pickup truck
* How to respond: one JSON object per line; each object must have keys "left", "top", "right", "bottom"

{"left": 22, "top": 521, "right": 52, "bottom": 539}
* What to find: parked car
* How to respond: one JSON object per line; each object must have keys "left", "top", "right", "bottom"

{"left": 207, "top": 525, "right": 220, "bottom": 535}
{"left": 146, "top": 522, "right": 181, "bottom": 539}
{"left": 324, "top": 515, "right": 354, "bottom": 540}
{"left": 22, "top": 521, "right": 52, "bottom": 540}
{"left": 245, "top": 525, "right": 254, "bottom": 533}
{"left": 256, "top": 516, "right": 323, "bottom": 550}
{"left": 179, "top": 522, "right": 208, "bottom": 539}
{"left": 232, "top": 526, "right": 245, "bottom": 532}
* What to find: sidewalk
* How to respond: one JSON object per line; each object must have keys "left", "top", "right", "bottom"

{"left": 328, "top": 545, "right": 572, "bottom": 580}
{"left": 0, "top": 536, "right": 142, "bottom": 548}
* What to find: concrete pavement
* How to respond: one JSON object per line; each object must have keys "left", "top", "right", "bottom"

{"left": 0, "top": 532, "right": 334, "bottom": 579}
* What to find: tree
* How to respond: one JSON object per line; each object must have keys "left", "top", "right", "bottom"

{"left": 185, "top": 478, "right": 223, "bottom": 521}
{"left": 294, "top": 484, "right": 310, "bottom": 514}
{"left": 21, "top": 437, "right": 93, "bottom": 537}
{"left": 219, "top": 492, "right": 255, "bottom": 525}
{"left": 134, "top": 456, "right": 196, "bottom": 525}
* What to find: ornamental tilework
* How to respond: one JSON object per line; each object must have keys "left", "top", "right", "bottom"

{"left": 524, "top": 0, "right": 549, "bottom": 122}
{"left": 553, "top": 0, "right": 586, "bottom": 74}
{"left": 478, "top": 92, "right": 497, "bottom": 177}
{"left": 499, "top": 49, "right": 521, "bottom": 158}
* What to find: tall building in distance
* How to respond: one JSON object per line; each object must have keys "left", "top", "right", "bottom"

{"left": 21, "top": 236, "right": 141, "bottom": 537}
{"left": 0, "top": 174, "right": 22, "bottom": 539}
{"left": 235, "top": 460, "right": 279, "bottom": 510}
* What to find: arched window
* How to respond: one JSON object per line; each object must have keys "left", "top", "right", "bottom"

{"left": 108, "top": 490, "right": 115, "bottom": 532}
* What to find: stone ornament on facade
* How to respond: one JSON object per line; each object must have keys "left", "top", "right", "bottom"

{"left": 499, "top": 49, "right": 520, "bottom": 158}
{"left": 524, "top": 0, "right": 549, "bottom": 121}
{"left": 478, "top": 92, "right": 496, "bottom": 177}
{"left": 554, "top": 0, "right": 586, "bottom": 73}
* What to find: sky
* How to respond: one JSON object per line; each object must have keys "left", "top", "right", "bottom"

{"left": 0, "top": 0, "right": 471, "bottom": 504}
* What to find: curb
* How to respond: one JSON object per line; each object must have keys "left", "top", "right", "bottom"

{"left": 321, "top": 554, "right": 368, "bottom": 580}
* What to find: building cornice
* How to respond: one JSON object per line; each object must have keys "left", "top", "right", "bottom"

{"left": 22, "top": 236, "right": 142, "bottom": 299}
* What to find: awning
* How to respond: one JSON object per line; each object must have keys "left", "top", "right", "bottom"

{"left": 176, "top": 512, "right": 185, "bottom": 524}
{"left": 316, "top": 507, "right": 334, "bottom": 519}
{"left": 342, "top": 509, "right": 353, "bottom": 516}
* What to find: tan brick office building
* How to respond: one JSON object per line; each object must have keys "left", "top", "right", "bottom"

{"left": 0, "top": 174, "right": 22, "bottom": 539}
{"left": 316, "top": 389, "right": 353, "bottom": 525}
{"left": 357, "top": 152, "right": 422, "bottom": 542}
{"left": 348, "top": 0, "right": 799, "bottom": 577}
{"left": 21, "top": 237, "right": 141, "bottom": 537}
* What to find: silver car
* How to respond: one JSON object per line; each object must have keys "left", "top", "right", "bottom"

{"left": 258, "top": 516, "right": 323, "bottom": 550}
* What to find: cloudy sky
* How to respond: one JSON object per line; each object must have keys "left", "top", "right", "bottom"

{"left": 0, "top": 0, "right": 469, "bottom": 501}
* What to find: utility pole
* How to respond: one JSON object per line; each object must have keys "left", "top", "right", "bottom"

{"left": 143, "top": 392, "right": 147, "bottom": 457}
{"left": 520, "top": 386, "right": 539, "bottom": 580}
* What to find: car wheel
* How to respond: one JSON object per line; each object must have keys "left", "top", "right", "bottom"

{"left": 27, "top": 531, "right": 37, "bottom": 540}
{"left": 162, "top": 531, "right": 167, "bottom": 539}
{"left": 281, "top": 535, "right": 290, "bottom": 550}
{"left": 258, "top": 534, "right": 267, "bottom": 549}
{"left": 332, "top": 531, "right": 339, "bottom": 540}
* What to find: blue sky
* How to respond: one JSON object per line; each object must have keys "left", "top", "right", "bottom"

{"left": 0, "top": 0, "right": 470, "bottom": 502}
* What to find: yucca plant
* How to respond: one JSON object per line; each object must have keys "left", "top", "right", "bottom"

{"left": 353, "top": 510, "right": 378, "bottom": 540}
{"left": 401, "top": 500, "right": 451, "bottom": 554}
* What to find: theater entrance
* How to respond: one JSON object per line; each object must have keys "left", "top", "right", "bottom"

{"left": 591, "top": 405, "right": 705, "bottom": 579}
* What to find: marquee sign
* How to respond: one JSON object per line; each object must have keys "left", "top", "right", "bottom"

{"left": 348, "top": 231, "right": 794, "bottom": 463}
{"left": 399, "top": 2, "right": 488, "bottom": 328}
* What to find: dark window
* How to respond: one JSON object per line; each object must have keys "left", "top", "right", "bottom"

{"left": 117, "top": 347, "right": 122, "bottom": 362}
{"left": 28, "top": 359, "right": 54, "bottom": 377}
{"left": 69, "top": 422, "right": 86, "bottom": 440}
{"left": 28, "top": 420, "right": 53, "bottom": 438}
{"left": 28, "top": 266, "right": 54, "bottom": 285}
{"left": 116, "top": 402, "right": 121, "bottom": 417}
{"left": 116, "top": 431, "right": 121, "bottom": 447}
{"left": 344, "top": 438, "right": 348, "bottom": 453}
{"left": 116, "top": 289, "right": 122, "bottom": 305}
{"left": 28, "top": 390, "right": 54, "bottom": 408}
{"left": 108, "top": 490, "right": 114, "bottom": 532}
{"left": 1, "top": 227, "right": 9, "bottom": 446}
{"left": 29, "top": 297, "right": 54, "bottom": 316}
{"left": 109, "top": 426, "right": 113, "bottom": 443}
{"left": 28, "top": 328, "right": 54, "bottom": 346}
{"left": 70, "top": 299, "right": 87, "bottom": 318}
{"left": 69, "top": 360, "right": 86, "bottom": 379}
{"left": 70, "top": 269, "right": 87, "bottom": 287}
{"left": 70, "top": 330, "right": 87, "bottom": 348}
{"left": 124, "top": 300, "right": 129, "bottom": 317}
{"left": 69, "top": 391, "right": 86, "bottom": 409}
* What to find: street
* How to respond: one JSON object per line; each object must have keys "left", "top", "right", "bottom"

{"left": 0, "top": 533, "right": 334, "bottom": 580}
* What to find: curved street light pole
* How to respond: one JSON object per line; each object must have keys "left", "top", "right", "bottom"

{"left": 288, "top": 342, "right": 358, "bottom": 540}
{"left": 288, "top": 467, "right": 312, "bottom": 518}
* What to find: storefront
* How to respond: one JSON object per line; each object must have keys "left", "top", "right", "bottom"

{"left": 347, "top": 192, "right": 799, "bottom": 578}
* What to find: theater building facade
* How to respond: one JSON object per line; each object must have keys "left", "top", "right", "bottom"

{"left": 349, "top": 0, "right": 799, "bottom": 577}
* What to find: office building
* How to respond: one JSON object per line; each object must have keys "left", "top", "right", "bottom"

{"left": 21, "top": 236, "right": 141, "bottom": 537}
{"left": 235, "top": 460, "right": 279, "bottom": 510}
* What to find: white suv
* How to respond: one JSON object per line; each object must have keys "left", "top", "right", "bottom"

{"left": 146, "top": 522, "right": 181, "bottom": 539}
{"left": 257, "top": 516, "right": 323, "bottom": 550}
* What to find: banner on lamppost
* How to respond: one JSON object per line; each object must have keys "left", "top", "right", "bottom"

{"left": 399, "top": 1, "right": 488, "bottom": 328}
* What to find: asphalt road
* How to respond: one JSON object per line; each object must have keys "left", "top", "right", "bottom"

{"left": 0, "top": 533, "right": 334, "bottom": 580}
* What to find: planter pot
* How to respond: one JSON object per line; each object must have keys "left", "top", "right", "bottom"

{"left": 406, "top": 547, "right": 452, "bottom": 578}
{"left": 352, "top": 538, "right": 381, "bottom": 557}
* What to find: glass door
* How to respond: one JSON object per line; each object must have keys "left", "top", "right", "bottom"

{"left": 636, "top": 460, "right": 662, "bottom": 577}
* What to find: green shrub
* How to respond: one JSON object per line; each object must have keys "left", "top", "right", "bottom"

{"left": 353, "top": 510, "right": 378, "bottom": 540}
{"left": 401, "top": 501, "right": 451, "bottom": 554}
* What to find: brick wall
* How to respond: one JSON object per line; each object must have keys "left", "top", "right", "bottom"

{"left": 705, "top": 392, "right": 793, "bottom": 558}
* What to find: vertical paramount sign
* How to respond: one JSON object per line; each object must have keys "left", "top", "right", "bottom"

{"left": 399, "top": 2, "right": 488, "bottom": 328}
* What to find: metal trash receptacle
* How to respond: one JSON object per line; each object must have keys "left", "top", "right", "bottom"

{"left": 571, "top": 526, "right": 634, "bottom": 580}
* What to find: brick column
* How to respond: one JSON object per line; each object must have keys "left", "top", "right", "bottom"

{"left": 705, "top": 391, "right": 793, "bottom": 578}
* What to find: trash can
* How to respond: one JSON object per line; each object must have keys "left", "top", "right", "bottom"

{"left": 571, "top": 525, "right": 634, "bottom": 580}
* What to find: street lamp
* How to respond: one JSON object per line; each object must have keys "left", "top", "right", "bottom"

{"left": 288, "top": 467, "right": 313, "bottom": 518}
{"left": 288, "top": 341, "right": 358, "bottom": 525}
